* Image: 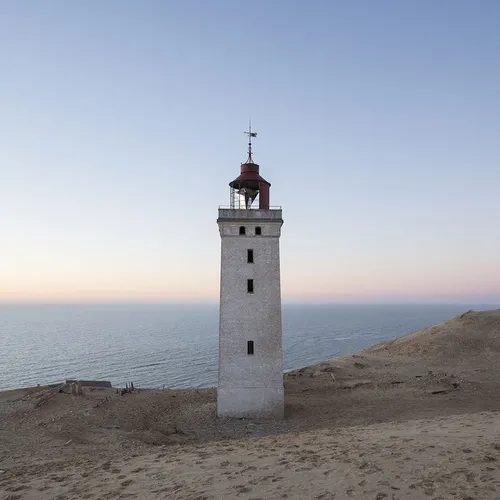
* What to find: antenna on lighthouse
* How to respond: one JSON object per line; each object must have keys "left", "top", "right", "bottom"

{"left": 244, "top": 120, "right": 257, "bottom": 163}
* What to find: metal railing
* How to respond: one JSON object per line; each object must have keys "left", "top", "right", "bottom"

{"left": 218, "top": 205, "right": 282, "bottom": 210}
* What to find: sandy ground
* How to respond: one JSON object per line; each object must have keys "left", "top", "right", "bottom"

{"left": 1, "top": 309, "right": 500, "bottom": 499}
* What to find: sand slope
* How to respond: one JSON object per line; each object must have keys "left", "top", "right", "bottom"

{"left": 366, "top": 309, "right": 500, "bottom": 357}
{"left": 2, "top": 411, "right": 500, "bottom": 499}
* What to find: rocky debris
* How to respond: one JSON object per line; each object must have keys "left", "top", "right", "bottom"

{"left": 339, "top": 380, "right": 373, "bottom": 390}
{"left": 34, "top": 383, "right": 69, "bottom": 408}
{"left": 65, "top": 380, "right": 112, "bottom": 388}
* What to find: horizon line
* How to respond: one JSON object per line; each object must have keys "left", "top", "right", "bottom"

{"left": 0, "top": 300, "right": 498, "bottom": 306}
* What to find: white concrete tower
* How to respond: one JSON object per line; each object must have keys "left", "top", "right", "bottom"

{"left": 217, "top": 126, "right": 284, "bottom": 419}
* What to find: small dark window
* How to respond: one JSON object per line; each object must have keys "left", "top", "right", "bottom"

{"left": 239, "top": 226, "right": 246, "bottom": 235}
{"left": 247, "top": 340, "right": 254, "bottom": 355}
{"left": 255, "top": 226, "right": 262, "bottom": 235}
{"left": 247, "top": 279, "right": 254, "bottom": 293}
{"left": 247, "top": 249, "right": 254, "bottom": 263}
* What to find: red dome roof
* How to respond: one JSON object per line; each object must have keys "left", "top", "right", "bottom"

{"left": 229, "top": 163, "right": 270, "bottom": 189}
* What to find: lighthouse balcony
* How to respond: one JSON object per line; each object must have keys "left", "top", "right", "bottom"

{"left": 218, "top": 207, "right": 282, "bottom": 221}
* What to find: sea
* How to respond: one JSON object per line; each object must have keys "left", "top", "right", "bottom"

{"left": 0, "top": 303, "right": 495, "bottom": 392}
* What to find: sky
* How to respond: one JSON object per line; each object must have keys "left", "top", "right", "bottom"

{"left": 1, "top": 0, "right": 499, "bottom": 304}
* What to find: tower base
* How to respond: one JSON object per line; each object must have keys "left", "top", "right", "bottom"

{"left": 217, "top": 387, "right": 284, "bottom": 419}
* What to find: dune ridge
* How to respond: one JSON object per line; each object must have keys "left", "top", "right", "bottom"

{"left": 365, "top": 309, "right": 500, "bottom": 357}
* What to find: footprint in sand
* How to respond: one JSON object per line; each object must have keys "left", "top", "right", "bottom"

{"left": 233, "top": 484, "right": 252, "bottom": 494}
{"left": 242, "top": 466, "right": 257, "bottom": 472}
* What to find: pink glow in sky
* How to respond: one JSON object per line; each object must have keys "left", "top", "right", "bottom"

{"left": 1, "top": 2, "right": 499, "bottom": 304}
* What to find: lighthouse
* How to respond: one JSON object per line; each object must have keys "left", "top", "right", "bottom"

{"left": 217, "top": 126, "right": 284, "bottom": 419}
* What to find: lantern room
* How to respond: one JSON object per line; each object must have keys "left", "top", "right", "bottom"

{"left": 228, "top": 124, "right": 271, "bottom": 210}
{"left": 229, "top": 162, "right": 270, "bottom": 210}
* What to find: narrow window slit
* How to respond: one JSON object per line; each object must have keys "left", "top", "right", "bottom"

{"left": 247, "top": 340, "right": 254, "bottom": 355}
{"left": 247, "top": 249, "right": 254, "bottom": 263}
{"left": 247, "top": 279, "right": 254, "bottom": 293}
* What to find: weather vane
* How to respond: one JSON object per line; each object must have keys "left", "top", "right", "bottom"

{"left": 244, "top": 120, "right": 257, "bottom": 163}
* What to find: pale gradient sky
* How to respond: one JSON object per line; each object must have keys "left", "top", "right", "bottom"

{"left": 1, "top": 1, "right": 499, "bottom": 303}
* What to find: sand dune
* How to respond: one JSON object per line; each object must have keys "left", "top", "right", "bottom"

{"left": 1, "top": 309, "right": 500, "bottom": 499}
{"left": 366, "top": 309, "right": 500, "bottom": 357}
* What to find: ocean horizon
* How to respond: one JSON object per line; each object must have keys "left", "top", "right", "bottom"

{"left": 0, "top": 302, "right": 497, "bottom": 392}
